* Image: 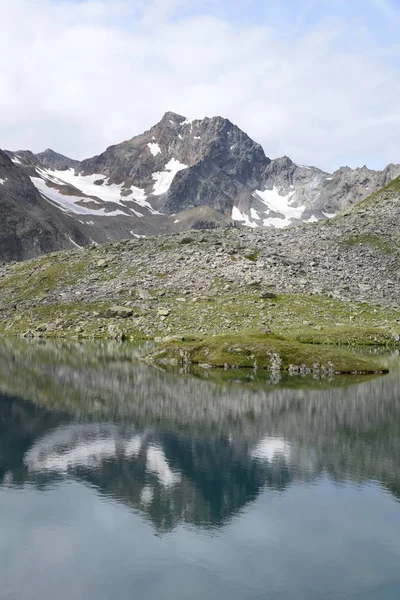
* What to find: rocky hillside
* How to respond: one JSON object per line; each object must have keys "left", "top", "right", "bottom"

{"left": 3, "top": 111, "right": 399, "bottom": 263}
{"left": 0, "top": 176, "right": 398, "bottom": 355}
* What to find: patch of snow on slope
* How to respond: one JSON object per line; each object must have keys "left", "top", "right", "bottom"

{"left": 263, "top": 216, "right": 293, "bottom": 228}
{"left": 151, "top": 158, "right": 188, "bottom": 196}
{"left": 232, "top": 206, "right": 257, "bottom": 228}
{"left": 194, "top": 136, "right": 201, "bottom": 140}
{"left": 37, "top": 168, "right": 162, "bottom": 215}
{"left": 322, "top": 211, "right": 336, "bottom": 218}
{"left": 46, "top": 168, "right": 146, "bottom": 204}
{"left": 250, "top": 208, "right": 260, "bottom": 220}
{"left": 254, "top": 186, "right": 305, "bottom": 228}
{"left": 31, "top": 176, "right": 126, "bottom": 216}
{"left": 326, "top": 177, "right": 333, "bottom": 181}
{"left": 0, "top": 178, "right": 7, "bottom": 185}
{"left": 11, "top": 155, "right": 22, "bottom": 164}
{"left": 68, "top": 236, "right": 83, "bottom": 249}
{"left": 305, "top": 215, "right": 318, "bottom": 223}
{"left": 147, "top": 142, "right": 161, "bottom": 156}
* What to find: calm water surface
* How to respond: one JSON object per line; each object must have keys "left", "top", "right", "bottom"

{"left": 0, "top": 340, "right": 399, "bottom": 600}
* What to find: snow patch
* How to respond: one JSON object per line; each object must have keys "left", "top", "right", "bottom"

{"left": 174, "top": 219, "right": 180, "bottom": 223}
{"left": 326, "top": 177, "right": 333, "bottom": 181}
{"left": 130, "top": 232, "right": 146, "bottom": 238}
{"left": 254, "top": 186, "right": 305, "bottom": 228}
{"left": 250, "top": 208, "right": 260, "bottom": 220}
{"left": 147, "top": 142, "right": 161, "bottom": 156}
{"left": 263, "top": 216, "right": 293, "bottom": 228}
{"left": 31, "top": 176, "right": 127, "bottom": 216}
{"left": 0, "top": 178, "right": 7, "bottom": 185}
{"left": 322, "top": 211, "right": 336, "bottom": 218}
{"left": 151, "top": 158, "right": 188, "bottom": 196}
{"left": 11, "top": 155, "right": 22, "bottom": 164}
{"left": 34, "top": 168, "right": 162, "bottom": 215}
{"left": 231, "top": 206, "right": 258, "bottom": 228}
{"left": 305, "top": 215, "right": 318, "bottom": 223}
{"left": 68, "top": 236, "right": 83, "bottom": 249}
{"left": 194, "top": 136, "right": 201, "bottom": 140}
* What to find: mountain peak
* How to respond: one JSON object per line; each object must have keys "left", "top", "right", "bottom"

{"left": 160, "top": 111, "right": 187, "bottom": 125}
{"left": 35, "top": 149, "right": 78, "bottom": 170}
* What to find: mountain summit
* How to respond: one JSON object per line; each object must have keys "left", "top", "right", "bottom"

{"left": 1, "top": 111, "right": 399, "bottom": 261}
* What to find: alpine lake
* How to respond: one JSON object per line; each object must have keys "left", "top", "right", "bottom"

{"left": 0, "top": 338, "right": 399, "bottom": 600}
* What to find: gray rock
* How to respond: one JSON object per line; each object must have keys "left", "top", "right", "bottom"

{"left": 107, "top": 305, "right": 134, "bottom": 318}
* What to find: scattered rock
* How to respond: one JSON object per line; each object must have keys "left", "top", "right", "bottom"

{"left": 180, "top": 236, "right": 194, "bottom": 244}
{"left": 107, "top": 306, "right": 134, "bottom": 318}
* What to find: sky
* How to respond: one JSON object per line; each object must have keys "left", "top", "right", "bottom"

{"left": 0, "top": 0, "right": 399, "bottom": 172}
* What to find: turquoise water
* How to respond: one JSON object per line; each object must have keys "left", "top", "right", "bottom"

{"left": 0, "top": 340, "right": 399, "bottom": 599}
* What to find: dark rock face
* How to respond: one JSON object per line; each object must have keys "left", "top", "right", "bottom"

{"left": 79, "top": 112, "right": 271, "bottom": 217}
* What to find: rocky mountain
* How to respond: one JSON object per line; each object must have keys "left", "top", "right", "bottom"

{"left": 2, "top": 111, "right": 399, "bottom": 262}
{"left": 0, "top": 150, "right": 99, "bottom": 262}
{"left": 35, "top": 149, "right": 80, "bottom": 170}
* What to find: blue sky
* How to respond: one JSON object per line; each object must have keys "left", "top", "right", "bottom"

{"left": 0, "top": 0, "right": 399, "bottom": 171}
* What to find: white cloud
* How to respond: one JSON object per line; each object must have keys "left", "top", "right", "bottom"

{"left": 0, "top": 0, "right": 399, "bottom": 171}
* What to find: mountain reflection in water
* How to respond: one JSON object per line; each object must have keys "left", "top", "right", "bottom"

{"left": 0, "top": 339, "right": 399, "bottom": 534}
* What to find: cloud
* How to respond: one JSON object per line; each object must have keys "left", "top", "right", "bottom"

{"left": 0, "top": 0, "right": 399, "bottom": 171}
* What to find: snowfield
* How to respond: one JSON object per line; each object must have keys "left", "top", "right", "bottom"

{"left": 147, "top": 142, "right": 161, "bottom": 156}
{"left": 31, "top": 176, "right": 127, "bottom": 216}
{"left": 31, "top": 168, "right": 163, "bottom": 216}
{"left": 151, "top": 158, "right": 188, "bottom": 196}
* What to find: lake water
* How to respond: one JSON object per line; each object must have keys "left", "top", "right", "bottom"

{"left": 0, "top": 339, "right": 399, "bottom": 600}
